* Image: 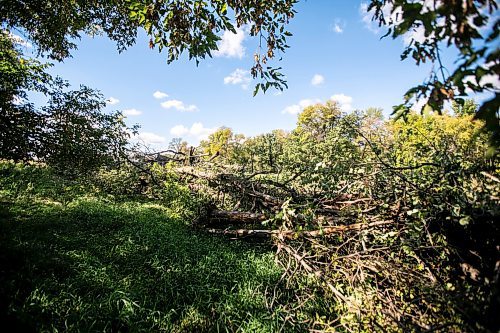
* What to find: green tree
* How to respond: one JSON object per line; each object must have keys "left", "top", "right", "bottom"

{"left": 0, "top": 31, "right": 131, "bottom": 174}
{"left": 2, "top": 0, "right": 498, "bottom": 147}
{"left": 369, "top": 0, "right": 499, "bottom": 148}
{"left": 200, "top": 126, "right": 236, "bottom": 157}
{"left": 0, "top": 0, "right": 137, "bottom": 60}
{"left": 240, "top": 130, "right": 287, "bottom": 172}
{"left": 42, "top": 80, "right": 131, "bottom": 176}
{"left": 452, "top": 98, "right": 478, "bottom": 117}
{"left": 0, "top": 31, "right": 51, "bottom": 160}
{"left": 282, "top": 102, "right": 362, "bottom": 197}
{"left": 296, "top": 101, "right": 342, "bottom": 140}
{"left": 1, "top": 0, "right": 296, "bottom": 92}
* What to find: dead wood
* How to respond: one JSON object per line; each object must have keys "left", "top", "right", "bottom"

{"left": 210, "top": 210, "right": 267, "bottom": 223}
{"left": 206, "top": 220, "right": 392, "bottom": 239}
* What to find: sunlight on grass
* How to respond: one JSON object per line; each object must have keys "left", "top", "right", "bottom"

{"left": 0, "top": 197, "right": 293, "bottom": 332}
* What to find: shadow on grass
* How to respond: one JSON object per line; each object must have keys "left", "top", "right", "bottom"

{"left": 0, "top": 198, "right": 295, "bottom": 332}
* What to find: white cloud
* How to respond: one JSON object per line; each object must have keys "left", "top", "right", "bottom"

{"left": 107, "top": 97, "right": 120, "bottom": 105}
{"left": 360, "top": 1, "right": 435, "bottom": 45}
{"left": 170, "top": 125, "right": 190, "bottom": 137}
{"left": 214, "top": 27, "right": 246, "bottom": 58}
{"left": 161, "top": 99, "right": 198, "bottom": 112}
{"left": 330, "top": 93, "right": 352, "bottom": 105}
{"left": 8, "top": 33, "right": 32, "bottom": 48}
{"left": 360, "top": 2, "right": 403, "bottom": 34}
{"left": 333, "top": 23, "right": 344, "bottom": 34}
{"left": 282, "top": 99, "right": 321, "bottom": 115}
{"left": 480, "top": 74, "right": 500, "bottom": 90}
{"left": 190, "top": 122, "right": 215, "bottom": 138}
{"left": 283, "top": 95, "right": 354, "bottom": 115}
{"left": 411, "top": 97, "right": 429, "bottom": 112}
{"left": 331, "top": 18, "right": 346, "bottom": 34}
{"left": 224, "top": 68, "right": 251, "bottom": 89}
{"left": 153, "top": 91, "right": 168, "bottom": 99}
{"left": 311, "top": 74, "right": 325, "bottom": 86}
{"left": 463, "top": 62, "right": 500, "bottom": 94}
{"left": 330, "top": 93, "right": 353, "bottom": 112}
{"left": 479, "top": 62, "right": 500, "bottom": 90}
{"left": 403, "top": 25, "right": 428, "bottom": 45}
{"left": 282, "top": 105, "right": 301, "bottom": 115}
{"left": 137, "top": 132, "right": 166, "bottom": 144}
{"left": 360, "top": 3, "right": 378, "bottom": 33}
{"left": 123, "top": 108, "right": 142, "bottom": 116}
{"left": 170, "top": 122, "right": 216, "bottom": 141}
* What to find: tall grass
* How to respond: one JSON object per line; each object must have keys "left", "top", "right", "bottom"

{"left": 0, "top": 162, "right": 296, "bottom": 332}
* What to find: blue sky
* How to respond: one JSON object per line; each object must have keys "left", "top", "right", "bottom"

{"left": 37, "top": 0, "right": 481, "bottom": 148}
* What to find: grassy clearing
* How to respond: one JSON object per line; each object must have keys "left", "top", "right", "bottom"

{"left": 0, "top": 193, "right": 295, "bottom": 332}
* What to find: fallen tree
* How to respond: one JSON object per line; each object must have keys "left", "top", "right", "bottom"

{"left": 206, "top": 220, "right": 392, "bottom": 239}
{"left": 122, "top": 108, "right": 500, "bottom": 332}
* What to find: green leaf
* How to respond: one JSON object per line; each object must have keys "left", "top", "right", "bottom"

{"left": 253, "top": 83, "right": 260, "bottom": 97}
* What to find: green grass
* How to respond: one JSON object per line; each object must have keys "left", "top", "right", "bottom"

{"left": 0, "top": 196, "right": 295, "bottom": 332}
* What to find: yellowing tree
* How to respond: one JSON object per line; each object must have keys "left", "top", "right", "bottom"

{"left": 296, "top": 101, "right": 342, "bottom": 140}
{"left": 200, "top": 127, "right": 236, "bottom": 157}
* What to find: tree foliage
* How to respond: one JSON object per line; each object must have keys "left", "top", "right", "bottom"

{"left": 0, "top": 32, "right": 132, "bottom": 175}
{"left": 126, "top": 0, "right": 297, "bottom": 93}
{"left": 41, "top": 80, "right": 131, "bottom": 175}
{"left": 0, "top": 31, "right": 51, "bottom": 160}
{"left": 2, "top": 2, "right": 499, "bottom": 330}
{"left": 200, "top": 126, "right": 236, "bottom": 157}
{"left": 1, "top": 0, "right": 296, "bottom": 92}
{"left": 0, "top": 0, "right": 137, "bottom": 60}
{"left": 2, "top": 0, "right": 498, "bottom": 146}
{"left": 369, "top": 0, "right": 499, "bottom": 149}
{"left": 148, "top": 100, "right": 498, "bottom": 331}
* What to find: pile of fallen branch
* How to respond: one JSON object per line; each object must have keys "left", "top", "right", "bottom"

{"left": 172, "top": 164, "right": 381, "bottom": 239}
{"left": 126, "top": 147, "right": 500, "bottom": 332}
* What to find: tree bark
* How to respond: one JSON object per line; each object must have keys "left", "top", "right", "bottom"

{"left": 206, "top": 220, "right": 392, "bottom": 239}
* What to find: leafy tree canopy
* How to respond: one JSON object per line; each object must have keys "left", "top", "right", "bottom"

{"left": 369, "top": 0, "right": 499, "bottom": 148}
{"left": 200, "top": 126, "right": 237, "bottom": 157}
{"left": 0, "top": 0, "right": 137, "bottom": 60}
{"left": 0, "top": 32, "right": 132, "bottom": 176}
{"left": 1, "top": 0, "right": 498, "bottom": 148}
{"left": 1, "top": 0, "right": 296, "bottom": 92}
{"left": 296, "top": 101, "right": 342, "bottom": 140}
